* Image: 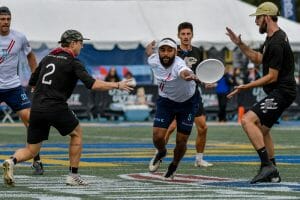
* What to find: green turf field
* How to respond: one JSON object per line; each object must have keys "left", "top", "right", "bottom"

{"left": 0, "top": 123, "right": 300, "bottom": 199}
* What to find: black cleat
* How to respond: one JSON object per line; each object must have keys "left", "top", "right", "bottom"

{"left": 32, "top": 161, "right": 44, "bottom": 175}
{"left": 250, "top": 164, "right": 277, "bottom": 184}
{"left": 262, "top": 170, "right": 281, "bottom": 183}
{"left": 163, "top": 162, "right": 177, "bottom": 180}
{"left": 269, "top": 170, "right": 281, "bottom": 183}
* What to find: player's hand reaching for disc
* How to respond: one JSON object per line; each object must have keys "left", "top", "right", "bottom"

{"left": 227, "top": 84, "right": 248, "bottom": 99}
{"left": 226, "top": 27, "right": 242, "bottom": 46}
{"left": 118, "top": 79, "right": 135, "bottom": 92}
{"left": 185, "top": 73, "right": 199, "bottom": 81}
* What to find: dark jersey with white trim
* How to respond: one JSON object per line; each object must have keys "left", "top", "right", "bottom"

{"left": 177, "top": 45, "right": 203, "bottom": 73}
{"left": 260, "top": 29, "right": 296, "bottom": 98}
{"left": 29, "top": 48, "right": 95, "bottom": 112}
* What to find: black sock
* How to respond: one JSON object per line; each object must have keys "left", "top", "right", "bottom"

{"left": 10, "top": 157, "right": 17, "bottom": 165}
{"left": 33, "top": 154, "right": 40, "bottom": 162}
{"left": 270, "top": 158, "right": 276, "bottom": 166}
{"left": 69, "top": 167, "right": 78, "bottom": 174}
{"left": 256, "top": 147, "right": 272, "bottom": 167}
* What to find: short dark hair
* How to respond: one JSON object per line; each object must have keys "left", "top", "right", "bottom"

{"left": 0, "top": 6, "right": 11, "bottom": 16}
{"left": 270, "top": 15, "right": 278, "bottom": 22}
{"left": 178, "top": 22, "right": 193, "bottom": 33}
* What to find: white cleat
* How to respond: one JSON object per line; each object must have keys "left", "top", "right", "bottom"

{"left": 66, "top": 173, "right": 88, "bottom": 186}
{"left": 194, "top": 159, "right": 213, "bottom": 167}
{"left": 149, "top": 150, "right": 166, "bottom": 173}
{"left": 3, "top": 159, "right": 15, "bottom": 186}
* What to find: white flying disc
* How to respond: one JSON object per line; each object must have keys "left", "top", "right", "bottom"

{"left": 195, "top": 59, "right": 225, "bottom": 83}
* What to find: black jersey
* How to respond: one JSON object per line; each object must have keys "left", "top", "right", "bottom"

{"left": 177, "top": 46, "right": 203, "bottom": 73}
{"left": 29, "top": 48, "right": 95, "bottom": 112}
{"left": 260, "top": 29, "right": 296, "bottom": 98}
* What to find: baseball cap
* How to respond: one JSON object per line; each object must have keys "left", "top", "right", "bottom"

{"left": 58, "top": 29, "right": 90, "bottom": 43}
{"left": 247, "top": 62, "right": 255, "bottom": 69}
{"left": 158, "top": 38, "right": 177, "bottom": 49}
{"left": 0, "top": 6, "right": 11, "bottom": 15}
{"left": 249, "top": 2, "right": 279, "bottom": 16}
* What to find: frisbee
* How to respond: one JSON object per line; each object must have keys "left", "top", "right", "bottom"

{"left": 195, "top": 59, "right": 225, "bottom": 83}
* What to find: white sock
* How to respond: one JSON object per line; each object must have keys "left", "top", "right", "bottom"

{"left": 196, "top": 153, "right": 203, "bottom": 161}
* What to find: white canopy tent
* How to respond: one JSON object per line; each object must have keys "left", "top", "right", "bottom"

{"left": 2, "top": 0, "right": 300, "bottom": 51}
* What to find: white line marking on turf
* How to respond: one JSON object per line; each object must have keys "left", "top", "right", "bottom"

{"left": 1, "top": 174, "right": 299, "bottom": 199}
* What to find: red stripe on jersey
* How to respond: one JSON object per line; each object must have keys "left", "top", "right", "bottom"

{"left": 7, "top": 40, "right": 15, "bottom": 53}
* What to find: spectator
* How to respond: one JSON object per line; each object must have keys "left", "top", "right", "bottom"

{"left": 215, "top": 66, "right": 234, "bottom": 122}
{"left": 245, "top": 62, "right": 261, "bottom": 83}
{"left": 105, "top": 67, "right": 120, "bottom": 82}
{"left": 123, "top": 71, "right": 137, "bottom": 87}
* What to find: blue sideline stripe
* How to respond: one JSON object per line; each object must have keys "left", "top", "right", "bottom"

{"left": 46, "top": 155, "right": 300, "bottom": 164}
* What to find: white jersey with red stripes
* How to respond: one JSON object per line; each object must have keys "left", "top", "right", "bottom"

{"left": 0, "top": 29, "right": 32, "bottom": 89}
{"left": 148, "top": 53, "right": 196, "bottom": 102}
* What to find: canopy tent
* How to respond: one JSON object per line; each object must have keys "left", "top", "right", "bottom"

{"left": 2, "top": 0, "right": 300, "bottom": 51}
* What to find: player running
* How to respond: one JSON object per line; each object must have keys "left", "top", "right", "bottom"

{"left": 146, "top": 38, "right": 200, "bottom": 179}
{"left": 165, "top": 22, "right": 213, "bottom": 168}
{"left": 2, "top": 29, "right": 134, "bottom": 186}
{"left": 0, "top": 6, "right": 44, "bottom": 175}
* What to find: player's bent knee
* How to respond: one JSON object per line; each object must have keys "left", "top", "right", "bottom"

{"left": 69, "top": 125, "right": 82, "bottom": 138}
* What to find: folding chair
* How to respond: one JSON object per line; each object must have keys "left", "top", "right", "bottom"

{"left": 0, "top": 103, "right": 14, "bottom": 123}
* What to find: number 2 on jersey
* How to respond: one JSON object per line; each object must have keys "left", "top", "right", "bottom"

{"left": 42, "top": 63, "right": 55, "bottom": 85}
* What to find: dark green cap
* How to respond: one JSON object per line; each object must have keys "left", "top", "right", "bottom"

{"left": 58, "top": 29, "right": 90, "bottom": 43}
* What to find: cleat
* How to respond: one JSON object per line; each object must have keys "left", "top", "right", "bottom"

{"left": 270, "top": 170, "right": 281, "bottom": 183}
{"left": 250, "top": 164, "right": 277, "bottom": 184}
{"left": 66, "top": 173, "right": 88, "bottom": 186}
{"left": 194, "top": 159, "right": 213, "bottom": 167}
{"left": 261, "top": 170, "right": 281, "bottom": 183}
{"left": 32, "top": 161, "right": 44, "bottom": 175}
{"left": 3, "top": 159, "right": 15, "bottom": 186}
{"left": 163, "top": 162, "right": 177, "bottom": 180}
{"left": 149, "top": 150, "right": 167, "bottom": 172}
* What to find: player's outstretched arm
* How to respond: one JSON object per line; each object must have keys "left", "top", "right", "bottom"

{"left": 91, "top": 79, "right": 134, "bottom": 92}
{"left": 180, "top": 69, "right": 198, "bottom": 81}
{"left": 225, "top": 27, "right": 262, "bottom": 64}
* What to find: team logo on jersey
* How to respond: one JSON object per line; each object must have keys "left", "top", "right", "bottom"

{"left": 187, "top": 113, "right": 192, "bottom": 121}
{"left": 260, "top": 98, "right": 278, "bottom": 113}
{"left": 184, "top": 57, "right": 197, "bottom": 68}
{"left": 20, "top": 93, "right": 28, "bottom": 101}
{"left": 0, "top": 39, "right": 15, "bottom": 64}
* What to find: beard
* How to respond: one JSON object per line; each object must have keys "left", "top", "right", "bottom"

{"left": 259, "top": 20, "right": 267, "bottom": 34}
{"left": 159, "top": 56, "right": 175, "bottom": 68}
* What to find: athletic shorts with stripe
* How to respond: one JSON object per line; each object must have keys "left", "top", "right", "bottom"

{"left": 0, "top": 86, "right": 31, "bottom": 111}
{"left": 153, "top": 90, "right": 200, "bottom": 135}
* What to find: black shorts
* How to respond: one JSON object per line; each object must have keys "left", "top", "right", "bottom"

{"left": 250, "top": 91, "right": 295, "bottom": 128}
{"left": 195, "top": 96, "right": 206, "bottom": 117}
{"left": 27, "top": 109, "right": 79, "bottom": 144}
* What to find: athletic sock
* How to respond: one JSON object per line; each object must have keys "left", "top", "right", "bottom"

{"left": 196, "top": 153, "right": 203, "bottom": 161}
{"left": 257, "top": 147, "right": 272, "bottom": 167}
{"left": 33, "top": 154, "right": 41, "bottom": 162}
{"left": 10, "top": 156, "right": 17, "bottom": 165}
{"left": 69, "top": 167, "right": 78, "bottom": 174}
